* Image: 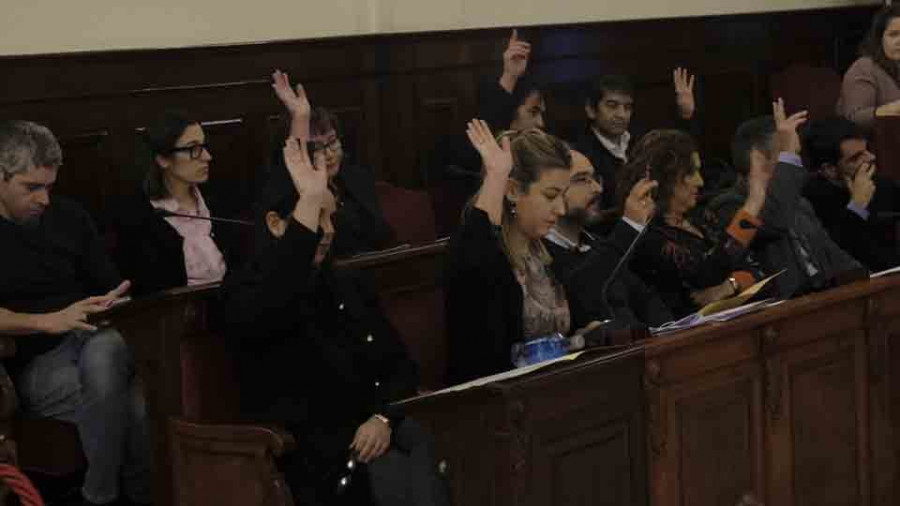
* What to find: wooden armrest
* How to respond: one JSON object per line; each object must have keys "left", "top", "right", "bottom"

{"left": 168, "top": 417, "right": 296, "bottom": 458}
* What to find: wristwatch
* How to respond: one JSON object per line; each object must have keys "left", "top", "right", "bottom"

{"left": 373, "top": 414, "right": 391, "bottom": 427}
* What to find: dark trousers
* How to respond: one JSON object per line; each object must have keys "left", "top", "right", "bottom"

{"left": 283, "top": 418, "right": 452, "bottom": 506}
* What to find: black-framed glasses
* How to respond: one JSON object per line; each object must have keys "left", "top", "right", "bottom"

{"left": 169, "top": 143, "right": 210, "bottom": 160}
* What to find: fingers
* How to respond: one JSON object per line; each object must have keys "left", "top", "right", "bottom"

{"left": 106, "top": 280, "right": 131, "bottom": 300}
{"left": 499, "top": 135, "right": 511, "bottom": 153}
{"left": 73, "top": 321, "right": 98, "bottom": 332}
{"left": 786, "top": 110, "right": 809, "bottom": 127}
{"left": 312, "top": 150, "right": 327, "bottom": 172}
{"left": 294, "top": 82, "right": 307, "bottom": 101}
{"left": 510, "top": 28, "right": 518, "bottom": 43}
{"left": 357, "top": 434, "right": 378, "bottom": 463}
{"left": 466, "top": 119, "right": 494, "bottom": 147}
{"left": 633, "top": 178, "right": 659, "bottom": 198}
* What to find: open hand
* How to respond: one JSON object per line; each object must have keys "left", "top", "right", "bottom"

{"left": 772, "top": 98, "right": 807, "bottom": 156}
{"left": 350, "top": 416, "right": 391, "bottom": 463}
{"left": 500, "top": 30, "right": 531, "bottom": 92}
{"left": 847, "top": 161, "right": 876, "bottom": 209}
{"left": 40, "top": 281, "right": 131, "bottom": 334}
{"left": 673, "top": 68, "right": 696, "bottom": 120}
{"left": 623, "top": 177, "right": 658, "bottom": 226}
{"left": 272, "top": 70, "right": 311, "bottom": 119}
{"left": 466, "top": 119, "right": 513, "bottom": 178}
{"left": 283, "top": 138, "right": 328, "bottom": 203}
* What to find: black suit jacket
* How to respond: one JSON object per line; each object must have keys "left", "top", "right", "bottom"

{"left": 544, "top": 221, "right": 672, "bottom": 329}
{"left": 803, "top": 175, "right": 900, "bottom": 272}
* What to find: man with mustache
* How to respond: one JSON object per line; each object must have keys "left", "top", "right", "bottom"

{"left": 576, "top": 70, "right": 697, "bottom": 211}
{"left": 544, "top": 150, "right": 673, "bottom": 330}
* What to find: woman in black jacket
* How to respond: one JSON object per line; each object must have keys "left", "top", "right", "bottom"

{"left": 219, "top": 126, "right": 448, "bottom": 505}
{"left": 111, "top": 111, "right": 239, "bottom": 296}
{"left": 446, "top": 121, "right": 598, "bottom": 384}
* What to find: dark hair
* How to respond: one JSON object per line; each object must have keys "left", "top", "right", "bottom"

{"left": 480, "top": 76, "right": 545, "bottom": 131}
{"left": 141, "top": 110, "right": 199, "bottom": 199}
{"left": 310, "top": 106, "right": 342, "bottom": 138}
{"left": 585, "top": 75, "right": 635, "bottom": 109}
{"left": 860, "top": 5, "right": 900, "bottom": 84}
{"left": 0, "top": 120, "right": 62, "bottom": 181}
{"left": 802, "top": 117, "right": 866, "bottom": 170}
{"left": 731, "top": 116, "right": 776, "bottom": 176}
{"left": 618, "top": 129, "right": 698, "bottom": 216}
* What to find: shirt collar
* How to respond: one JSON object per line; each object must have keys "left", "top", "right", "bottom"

{"left": 592, "top": 127, "right": 631, "bottom": 162}
{"left": 545, "top": 226, "right": 594, "bottom": 253}
{"left": 150, "top": 186, "right": 209, "bottom": 217}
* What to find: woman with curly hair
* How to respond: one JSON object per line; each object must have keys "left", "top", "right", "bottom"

{"left": 839, "top": 4, "right": 900, "bottom": 131}
{"left": 618, "top": 130, "right": 772, "bottom": 318}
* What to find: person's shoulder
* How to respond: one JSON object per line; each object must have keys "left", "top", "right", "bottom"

{"left": 846, "top": 56, "right": 880, "bottom": 77}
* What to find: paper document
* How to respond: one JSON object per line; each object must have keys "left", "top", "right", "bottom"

{"left": 871, "top": 265, "right": 900, "bottom": 278}
{"left": 652, "top": 299, "right": 784, "bottom": 335}
{"left": 697, "top": 270, "right": 784, "bottom": 317}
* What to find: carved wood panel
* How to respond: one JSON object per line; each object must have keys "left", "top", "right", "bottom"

{"left": 651, "top": 359, "right": 763, "bottom": 506}
{"left": 765, "top": 330, "right": 869, "bottom": 506}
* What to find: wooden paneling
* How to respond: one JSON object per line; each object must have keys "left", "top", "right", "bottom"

{"left": 0, "top": 6, "right": 877, "bottom": 227}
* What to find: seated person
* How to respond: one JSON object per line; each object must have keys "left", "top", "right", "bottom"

{"left": 802, "top": 116, "right": 900, "bottom": 271}
{"left": 708, "top": 100, "right": 863, "bottom": 299}
{"left": 838, "top": 5, "right": 900, "bottom": 132}
{"left": 426, "top": 30, "right": 546, "bottom": 236}
{"left": 111, "top": 111, "right": 235, "bottom": 296}
{"left": 218, "top": 137, "right": 449, "bottom": 506}
{"left": 0, "top": 121, "right": 150, "bottom": 506}
{"left": 575, "top": 69, "right": 697, "bottom": 210}
{"left": 446, "top": 121, "right": 603, "bottom": 383}
{"left": 271, "top": 70, "right": 393, "bottom": 256}
{"left": 620, "top": 130, "right": 770, "bottom": 318}
{"left": 544, "top": 150, "right": 673, "bottom": 328}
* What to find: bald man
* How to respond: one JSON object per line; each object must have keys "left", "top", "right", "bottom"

{"left": 543, "top": 150, "right": 673, "bottom": 329}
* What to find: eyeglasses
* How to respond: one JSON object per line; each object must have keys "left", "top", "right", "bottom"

{"left": 169, "top": 143, "right": 210, "bottom": 160}
{"left": 311, "top": 138, "right": 341, "bottom": 154}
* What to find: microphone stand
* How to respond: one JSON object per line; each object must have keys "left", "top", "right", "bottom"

{"left": 154, "top": 208, "right": 254, "bottom": 226}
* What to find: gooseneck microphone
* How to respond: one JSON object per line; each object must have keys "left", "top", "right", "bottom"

{"left": 597, "top": 218, "right": 652, "bottom": 319}
{"left": 153, "top": 208, "right": 254, "bottom": 226}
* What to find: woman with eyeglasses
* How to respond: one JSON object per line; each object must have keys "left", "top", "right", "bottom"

{"left": 111, "top": 110, "right": 236, "bottom": 296}
{"left": 272, "top": 71, "right": 394, "bottom": 256}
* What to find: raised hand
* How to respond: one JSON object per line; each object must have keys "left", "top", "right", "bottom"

{"left": 772, "top": 98, "right": 808, "bottom": 156}
{"left": 673, "top": 68, "right": 696, "bottom": 120}
{"left": 284, "top": 138, "right": 327, "bottom": 201}
{"left": 623, "top": 177, "right": 659, "bottom": 226}
{"left": 500, "top": 29, "right": 531, "bottom": 93}
{"left": 847, "top": 161, "right": 876, "bottom": 209}
{"left": 466, "top": 119, "right": 513, "bottom": 178}
{"left": 272, "top": 70, "right": 311, "bottom": 118}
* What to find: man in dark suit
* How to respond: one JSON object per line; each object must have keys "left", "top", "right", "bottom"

{"left": 219, "top": 136, "right": 449, "bottom": 506}
{"left": 575, "top": 70, "right": 697, "bottom": 210}
{"left": 544, "top": 150, "right": 672, "bottom": 329}
{"left": 801, "top": 116, "right": 900, "bottom": 271}
{"left": 708, "top": 101, "right": 863, "bottom": 299}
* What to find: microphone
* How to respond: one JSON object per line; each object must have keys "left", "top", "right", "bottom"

{"left": 570, "top": 215, "right": 652, "bottom": 348}
{"left": 153, "top": 208, "right": 254, "bottom": 226}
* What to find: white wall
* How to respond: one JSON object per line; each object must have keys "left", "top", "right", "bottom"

{"left": 0, "top": 0, "right": 879, "bottom": 56}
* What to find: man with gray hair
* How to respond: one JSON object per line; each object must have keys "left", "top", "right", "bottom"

{"left": 0, "top": 121, "right": 150, "bottom": 505}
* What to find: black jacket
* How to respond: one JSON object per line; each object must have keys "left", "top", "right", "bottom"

{"left": 109, "top": 189, "right": 241, "bottom": 297}
{"left": 217, "top": 219, "right": 418, "bottom": 464}
{"left": 708, "top": 160, "right": 862, "bottom": 299}
{"left": 445, "top": 208, "right": 575, "bottom": 383}
{"left": 803, "top": 175, "right": 900, "bottom": 272}
{"left": 544, "top": 220, "right": 672, "bottom": 329}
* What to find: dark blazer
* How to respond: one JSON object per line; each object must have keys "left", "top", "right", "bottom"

{"left": 217, "top": 219, "right": 418, "bottom": 466}
{"left": 544, "top": 220, "right": 673, "bottom": 329}
{"left": 708, "top": 160, "right": 862, "bottom": 299}
{"left": 446, "top": 207, "right": 574, "bottom": 383}
{"left": 109, "top": 188, "right": 240, "bottom": 297}
{"left": 803, "top": 175, "right": 900, "bottom": 272}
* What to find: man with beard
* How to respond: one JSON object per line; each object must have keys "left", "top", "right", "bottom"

{"left": 544, "top": 150, "right": 673, "bottom": 329}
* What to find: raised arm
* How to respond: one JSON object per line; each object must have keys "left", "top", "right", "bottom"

{"left": 469, "top": 119, "right": 513, "bottom": 225}
{"left": 272, "top": 70, "right": 312, "bottom": 142}
{"left": 499, "top": 29, "right": 531, "bottom": 94}
{"left": 673, "top": 67, "right": 696, "bottom": 121}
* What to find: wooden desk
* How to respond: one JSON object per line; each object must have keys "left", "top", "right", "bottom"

{"left": 99, "top": 283, "right": 220, "bottom": 506}
{"left": 401, "top": 275, "right": 900, "bottom": 506}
